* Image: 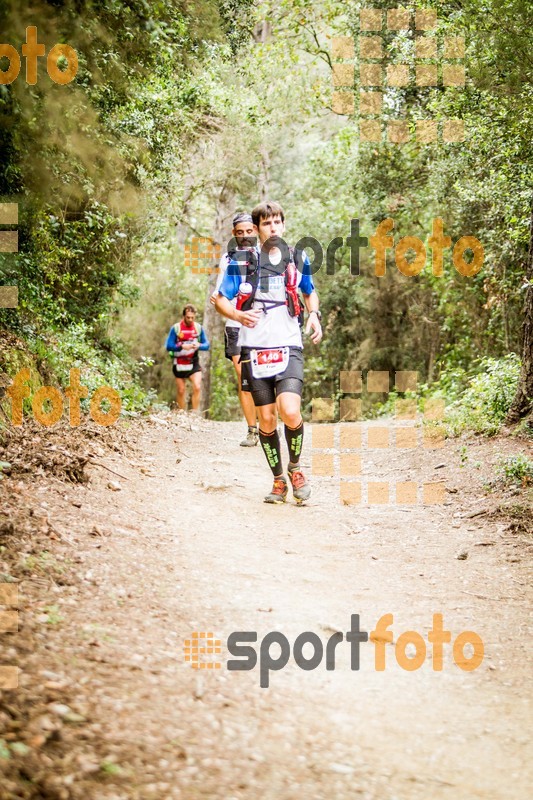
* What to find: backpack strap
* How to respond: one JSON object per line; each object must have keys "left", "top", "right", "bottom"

{"left": 241, "top": 247, "right": 301, "bottom": 315}
{"left": 236, "top": 248, "right": 260, "bottom": 312}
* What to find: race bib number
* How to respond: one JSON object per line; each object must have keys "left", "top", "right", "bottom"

{"left": 251, "top": 347, "right": 289, "bottom": 379}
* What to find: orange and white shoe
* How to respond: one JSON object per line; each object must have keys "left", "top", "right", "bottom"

{"left": 264, "top": 476, "right": 288, "bottom": 504}
{"left": 288, "top": 466, "right": 311, "bottom": 504}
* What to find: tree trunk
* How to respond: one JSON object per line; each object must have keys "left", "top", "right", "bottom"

{"left": 427, "top": 340, "right": 436, "bottom": 385}
{"left": 200, "top": 184, "right": 235, "bottom": 417}
{"left": 258, "top": 145, "right": 270, "bottom": 200}
{"left": 253, "top": 21, "right": 271, "bottom": 44}
{"left": 506, "top": 203, "right": 533, "bottom": 424}
{"left": 254, "top": 21, "right": 271, "bottom": 200}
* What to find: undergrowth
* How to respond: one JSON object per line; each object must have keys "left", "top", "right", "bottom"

{"left": 496, "top": 454, "right": 533, "bottom": 487}
{"left": 0, "top": 323, "right": 156, "bottom": 422}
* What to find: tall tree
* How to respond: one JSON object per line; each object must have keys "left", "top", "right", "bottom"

{"left": 507, "top": 204, "right": 533, "bottom": 425}
{"left": 200, "top": 185, "right": 235, "bottom": 416}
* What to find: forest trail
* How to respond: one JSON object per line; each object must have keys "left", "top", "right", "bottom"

{"left": 2, "top": 414, "right": 532, "bottom": 799}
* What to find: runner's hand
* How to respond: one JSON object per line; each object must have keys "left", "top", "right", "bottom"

{"left": 306, "top": 313, "right": 322, "bottom": 344}
{"left": 209, "top": 292, "right": 217, "bottom": 305}
{"left": 238, "top": 309, "right": 262, "bottom": 328}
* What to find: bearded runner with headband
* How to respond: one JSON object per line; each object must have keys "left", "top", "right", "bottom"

{"left": 210, "top": 212, "right": 259, "bottom": 447}
{"left": 215, "top": 201, "right": 322, "bottom": 504}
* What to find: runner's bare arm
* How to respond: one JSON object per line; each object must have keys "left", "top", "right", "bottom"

{"left": 214, "top": 294, "right": 261, "bottom": 328}
{"left": 211, "top": 255, "right": 230, "bottom": 304}
{"left": 303, "top": 291, "right": 322, "bottom": 345}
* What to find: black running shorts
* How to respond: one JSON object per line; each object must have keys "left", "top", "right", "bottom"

{"left": 172, "top": 359, "right": 201, "bottom": 379}
{"left": 224, "top": 326, "right": 241, "bottom": 360}
{"left": 240, "top": 347, "right": 304, "bottom": 407}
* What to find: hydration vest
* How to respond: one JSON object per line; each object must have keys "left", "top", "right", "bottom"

{"left": 173, "top": 320, "right": 201, "bottom": 368}
{"left": 235, "top": 246, "right": 303, "bottom": 320}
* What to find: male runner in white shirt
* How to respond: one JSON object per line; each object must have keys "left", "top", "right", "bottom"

{"left": 215, "top": 201, "right": 322, "bottom": 504}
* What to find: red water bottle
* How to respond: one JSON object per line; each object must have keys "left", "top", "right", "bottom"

{"left": 236, "top": 281, "right": 253, "bottom": 310}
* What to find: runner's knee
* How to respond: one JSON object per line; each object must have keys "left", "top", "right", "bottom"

{"left": 282, "top": 410, "right": 302, "bottom": 428}
{"left": 258, "top": 409, "right": 277, "bottom": 431}
{"left": 278, "top": 396, "right": 301, "bottom": 427}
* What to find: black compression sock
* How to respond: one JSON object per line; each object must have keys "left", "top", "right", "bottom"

{"left": 259, "top": 428, "right": 283, "bottom": 477}
{"left": 285, "top": 419, "right": 304, "bottom": 465}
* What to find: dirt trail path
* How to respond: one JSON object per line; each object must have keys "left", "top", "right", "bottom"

{"left": 2, "top": 415, "right": 532, "bottom": 799}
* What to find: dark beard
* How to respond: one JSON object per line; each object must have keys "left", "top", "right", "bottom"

{"left": 237, "top": 235, "right": 257, "bottom": 248}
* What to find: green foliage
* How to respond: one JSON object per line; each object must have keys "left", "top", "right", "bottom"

{"left": 3, "top": 203, "right": 134, "bottom": 332}
{"left": 445, "top": 355, "right": 521, "bottom": 435}
{"left": 100, "top": 759, "right": 125, "bottom": 776}
{"left": 209, "top": 339, "right": 241, "bottom": 420}
{"left": 29, "top": 323, "right": 156, "bottom": 414}
{"left": 0, "top": 0, "right": 231, "bottom": 411}
{"left": 0, "top": 462, "right": 11, "bottom": 480}
{"left": 43, "top": 605, "right": 65, "bottom": 626}
{"left": 260, "top": 0, "right": 531, "bottom": 423}
{"left": 219, "top": 0, "right": 255, "bottom": 53}
{"left": 496, "top": 454, "right": 533, "bottom": 487}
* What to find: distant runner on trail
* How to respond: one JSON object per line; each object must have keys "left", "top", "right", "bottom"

{"left": 166, "top": 304, "right": 210, "bottom": 411}
{"left": 215, "top": 201, "right": 322, "bottom": 504}
{"left": 210, "top": 212, "right": 259, "bottom": 447}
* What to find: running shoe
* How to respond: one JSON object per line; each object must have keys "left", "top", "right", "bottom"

{"left": 264, "top": 476, "right": 288, "bottom": 504}
{"left": 240, "top": 426, "right": 259, "bottom": 447}
{"left": 288, "top": 466, "right": 311, "bottom": 504}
